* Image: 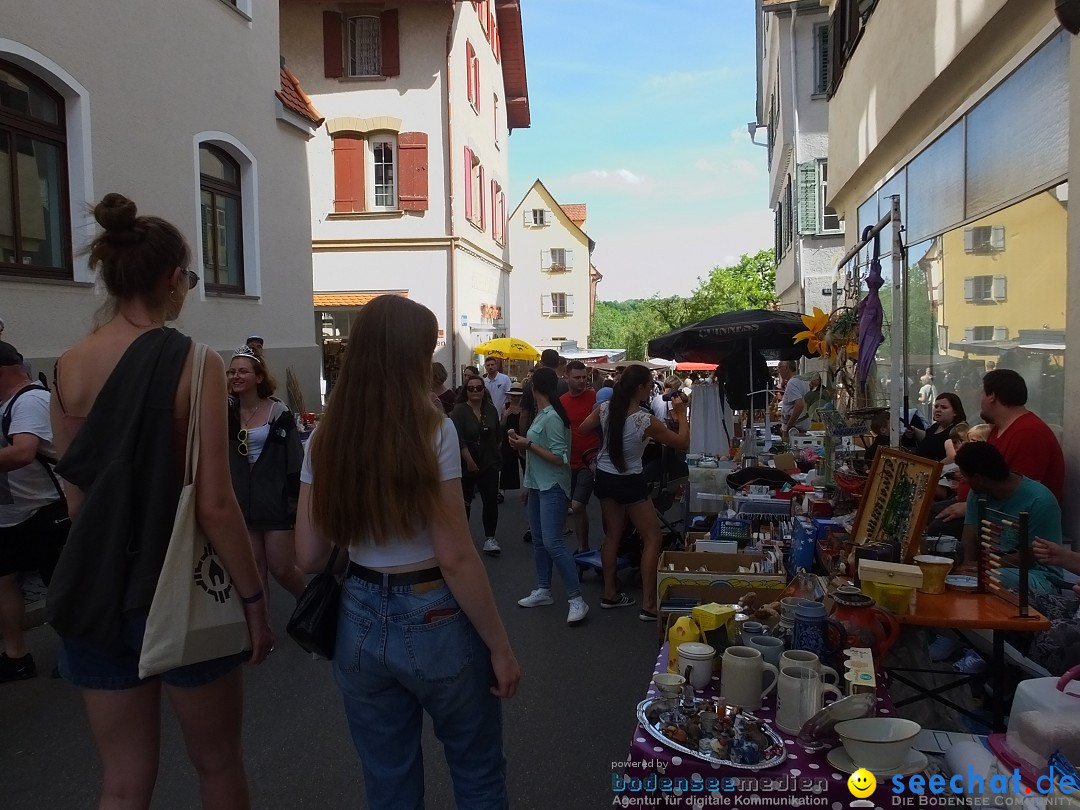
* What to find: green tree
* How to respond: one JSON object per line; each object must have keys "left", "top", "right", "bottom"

{"left": 648, "top": 249, "right": 778, "bottom": 331}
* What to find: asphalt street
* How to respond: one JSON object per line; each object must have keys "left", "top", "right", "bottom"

{"left": 3, "top": 491, "right": 661, "bottom": 809}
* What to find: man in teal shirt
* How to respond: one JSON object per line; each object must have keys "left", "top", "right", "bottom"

{"left": 957, "top": 441, "right": 1063, "bottom": 592}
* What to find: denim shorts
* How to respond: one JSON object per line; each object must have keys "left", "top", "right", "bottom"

{"left": 59, "top": 610, "right": 247, "bottom": 690}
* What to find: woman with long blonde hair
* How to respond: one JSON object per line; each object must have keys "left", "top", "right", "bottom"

{"left": 295, "top": 295, "right": 520, "bottom": 808}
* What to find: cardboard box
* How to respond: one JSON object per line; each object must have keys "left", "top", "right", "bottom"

{"left": 858, "top": 560, "right": 924, "bottom": 589}
{"left": 657, "top": 551, "right": 786, "bottom": 605}
{"left": 657, "top": 583, "right": 771, "bottom": 639}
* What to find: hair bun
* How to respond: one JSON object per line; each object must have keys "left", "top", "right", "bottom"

{"left": 94, "top": 193, "right": 138, "bottom": 232}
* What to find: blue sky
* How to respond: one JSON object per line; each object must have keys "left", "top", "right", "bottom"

{"left": 509, "top": 0, "right": 773, "bottom": 300}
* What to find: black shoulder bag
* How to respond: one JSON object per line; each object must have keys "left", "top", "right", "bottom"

{"left": 287, "top": 546, "right": 343, "bottom": 659}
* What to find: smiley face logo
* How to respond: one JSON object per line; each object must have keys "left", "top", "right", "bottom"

{"left": 848, "top": 768, "right": 877, "bottom": 799}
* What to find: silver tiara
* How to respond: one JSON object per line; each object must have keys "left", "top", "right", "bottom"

{"left": 232, "top": 346, "right": 259, "bottom": 360}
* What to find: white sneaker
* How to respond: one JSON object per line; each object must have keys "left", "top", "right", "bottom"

{"left": 567, "top": 596, "right": 589, "bottom": 625}
{"left": 518, "top": 588, "right": 554, "bottom": 608}
{"left": 483, "top": 538, "right": 501, "bottom": 556}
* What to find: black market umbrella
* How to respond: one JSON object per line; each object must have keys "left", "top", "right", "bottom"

{"left": 648, "top": 309, "right": 815, "bottom": 409}
{"left": 648, "top": 309, "right": 814, "bottom": 361}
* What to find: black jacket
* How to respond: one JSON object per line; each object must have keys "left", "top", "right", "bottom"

{"left": 227, "top": 398, "right": 303, "bottom": 528}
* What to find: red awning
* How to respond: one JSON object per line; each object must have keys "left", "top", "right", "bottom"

{"left": 675, "top": 362, "right": 717, "bottom": 371}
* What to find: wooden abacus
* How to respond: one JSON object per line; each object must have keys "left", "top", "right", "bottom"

{"left": 976, "top": 498, "right": 1031, "bottom": 617}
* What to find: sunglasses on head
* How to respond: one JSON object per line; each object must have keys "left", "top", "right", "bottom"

{"left": 237, "top": 428, "right": 249, "bottom": 457}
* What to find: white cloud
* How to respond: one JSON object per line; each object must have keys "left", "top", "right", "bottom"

{"left": 564, "top": 168, "right": 649, "bottom": 190}
{"left": 590, "top": 209, "right": 775, "bottom": 300}
{"left": 643, "top": 68, "right": 734, "bottom": 92}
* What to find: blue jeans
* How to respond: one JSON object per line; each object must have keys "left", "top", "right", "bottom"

{"left": 527, "top": 486, "right": 580, "bottom": 598}
{"left": 334, "top": 575, "right": 508, "bottom": 810}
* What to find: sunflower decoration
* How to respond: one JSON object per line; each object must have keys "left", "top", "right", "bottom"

{"left": 794, "top": 307, "right": 830, "bottom": 359}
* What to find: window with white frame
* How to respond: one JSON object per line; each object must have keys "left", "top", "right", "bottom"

{"left": 371, "top": 136, "right": 396, "bottom": 209}
{"left": 550, "top": 247, "right": 566, "bottom": 270}
{"left": 199, "top": 143, "right": 244, "bottom": 292}
{"left": 528, "top": 208, "right": 549, "bottom": 226}
{"left": 963, "top": 274, "right": 1007, "bottom": 303}
{"left": 963, "top": 225, "right": 1005, "bottom": 254}
{"left": 550, "top": 292, "right": 566, "bottom": 315}
{"left": 818, "top": 160, "right": 841, "bottom": 232}
{"left": 347, "top": 16, "right": 381, "bottom": 77}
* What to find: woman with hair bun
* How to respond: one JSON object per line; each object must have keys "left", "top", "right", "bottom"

{"left": 48, "top": 193, "right": 271, "bottom": 808}
{"left": 227, "top": 347, "right": 306, "bottom": 601}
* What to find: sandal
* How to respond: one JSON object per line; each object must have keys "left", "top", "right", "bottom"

{"left": 600, "top": 593, "right": 636, "bottom": 609}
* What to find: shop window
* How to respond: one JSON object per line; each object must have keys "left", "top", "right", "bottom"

{"left": 199, "top": 144, "right": 244, "bottom": 292}
{"left": 322, "top": 10, "right": 399, "bottom": 79}
{"left": 0, "top": 60, "right": 70, "bottom": 278}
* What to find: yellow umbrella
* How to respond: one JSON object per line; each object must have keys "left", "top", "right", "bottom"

{"left": 472, "top": 337, "right": 541, "bottom": 362}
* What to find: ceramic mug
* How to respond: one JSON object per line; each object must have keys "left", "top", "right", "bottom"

{"left": 778, "top": 649, "right": 840, "bottom": 686}
{"left": 747, "top": 635, "right": 785, "bottom": 668}
{"left": 740, "top": 621, "right": 767, "bottom": 643}
{"left": 720, "top": 645, "right": 778, "bottom": 711}
{"left": 678, "top": 642, "right": 717, "bottom": 690}
{"left": 775, "top": 665, "right": 844, "bottom": 735}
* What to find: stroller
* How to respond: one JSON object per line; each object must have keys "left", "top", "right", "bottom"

{"left": 574, "top": 444, "right": 687, "bottom": 580}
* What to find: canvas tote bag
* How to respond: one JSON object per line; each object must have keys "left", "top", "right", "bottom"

{"left": 139, "top": 343, "right": 250, "bottom": 678}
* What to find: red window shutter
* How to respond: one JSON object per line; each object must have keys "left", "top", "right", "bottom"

{"left": 332, "top": 136, "right": 365, "bottom": 213}
{"left": 398, "top": 132, "right": 428, "bottom": 212}
{"left": 464, "top": 148, "right": 473, "bottom": 221}
{"left": 478, "top": 165, "right": 485, "bottom": 230}
{"left": 490, "top": 180, "right": 497, "bottom": 237}
{"left": 466, "top": 43, "right": 474, "bottom": 106}
{"left": 380, "top": 10, "right": 400, "bottom": 77}
{"left": 475, "top": 60, "right": 481, "bottom": 111}
{"left": 323, "top": 12, "right": 343, "bottom": 79}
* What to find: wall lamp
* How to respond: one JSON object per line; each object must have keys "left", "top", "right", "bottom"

{"left": 1057, "top": 0, "right": 1080, "bottom": 34}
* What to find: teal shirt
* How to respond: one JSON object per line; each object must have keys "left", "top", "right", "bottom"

{"left": 964, "top": 476, "right": 1063, "bottom": 592}
{"left": 523, "top": 406, "right": 571, "bottom": 496}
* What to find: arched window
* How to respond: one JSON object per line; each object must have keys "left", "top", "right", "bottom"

{"left": 0, "top": 59, "right": 70, "bottom": 277}
{"left": 199, "top": 143, "right": 244, "bottom": 292}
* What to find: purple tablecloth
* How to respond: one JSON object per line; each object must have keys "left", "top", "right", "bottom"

{"left": 618, "top": 644, "right": 912, "bottom": 809}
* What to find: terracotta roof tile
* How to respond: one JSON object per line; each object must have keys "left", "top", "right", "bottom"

{"left": 278, "top": 66, "right": 324, "bottom": 127}
{"left": 561, "top": 204, "right": 587, "bottom": 225}
{"left": 313, "top": 291, "right": 407, "bottom": 307}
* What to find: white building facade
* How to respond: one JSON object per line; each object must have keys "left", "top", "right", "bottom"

{"left": 755, "top": 0, "right": 845, "bottom": 314}
{"left": 280, "top": 0, "right": 530, "bottom": 390}
{"left": 1, "top": 0, "right": 322, "bottom": 408}
{"left": 507, "top": 180, "right": 594, "bottom": 352}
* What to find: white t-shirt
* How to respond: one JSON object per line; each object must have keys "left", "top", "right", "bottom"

{"left": 596, "top": 402, "right": 653, "bottom": 476}
{"left": 245, "top": 423, "right": 271, "bottom": 464}
{"left": 0, "top": 387, "right": 61, "bottom": 527}
{"left": 780, "top": 376, "right": 810, "bottom": 430}
{"left": 300, "top": 418, "right": 461, "bottom": 567}
{"left": 484, "top": 372, "right": 511, "bottom": 414}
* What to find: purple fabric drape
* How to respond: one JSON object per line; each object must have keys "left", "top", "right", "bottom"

{"left": 856, "top": 227, "right": 884, "bottom": 385}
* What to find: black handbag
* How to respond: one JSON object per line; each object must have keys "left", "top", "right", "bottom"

{"left": 286, "top": 546, "right": 343, "bottom": 659}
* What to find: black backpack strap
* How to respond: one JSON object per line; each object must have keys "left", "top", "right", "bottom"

{"left": 2, "top": 383, "right": 65, "bottom": 503}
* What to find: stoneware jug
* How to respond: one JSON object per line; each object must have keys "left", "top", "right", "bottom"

{"left": 829, "top": 589, "right": 901, "bottom": 659}
{"left": 792, "top": 599, "right": 845, "bottom": 663}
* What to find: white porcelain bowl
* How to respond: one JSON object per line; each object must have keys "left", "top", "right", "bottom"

{"left": 834, "top": 717, "right": 921, "bottom": 772}
{"left": 652, "top": 673, "right": 686, "bottom": 696}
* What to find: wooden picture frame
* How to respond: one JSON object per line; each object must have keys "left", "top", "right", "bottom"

{"left": 850, "top": 447, "right": 942, "bottom": 563}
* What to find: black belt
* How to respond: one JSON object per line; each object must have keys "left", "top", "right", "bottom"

{"left": 348, "top": 562, "right": 443, "bottom": 586}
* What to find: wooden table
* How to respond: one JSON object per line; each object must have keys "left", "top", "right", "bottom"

{"left": 890, "top": 591, "right": 1049, "bottom": 732}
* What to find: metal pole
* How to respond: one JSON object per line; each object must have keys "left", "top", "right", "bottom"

{"left": 836, "top": 209, "right": 892, "bottom": 271}
{"left": 890, "top": 196, "right": 904, "bottom": 447}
